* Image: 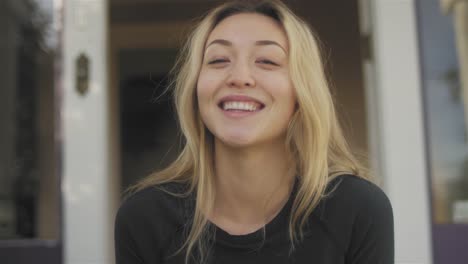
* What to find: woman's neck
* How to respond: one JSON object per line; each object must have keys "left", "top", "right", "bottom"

{"left": 210, "top": 138, "right": 296, "bottom": 235}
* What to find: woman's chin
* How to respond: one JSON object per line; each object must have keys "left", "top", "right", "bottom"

{"left": 215, "top": 134, "right": 258, "bottom": 149}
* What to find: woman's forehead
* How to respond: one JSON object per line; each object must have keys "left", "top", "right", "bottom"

{"left": 206, "top": 13, "right": 288, "bottom": 51}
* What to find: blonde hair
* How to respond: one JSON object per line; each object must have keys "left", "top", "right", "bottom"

{"left": 129, "top": 0, "right": 368, "bottom": 263}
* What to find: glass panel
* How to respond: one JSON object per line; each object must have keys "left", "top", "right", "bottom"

{"left": 418, "top": 0, "right": 468, "bottom": 225}
{"left": 0, "top": 0, "right": 60, "bottom": 240}
{"left": 417, "top": 0, "right": 468, "bottom": 263}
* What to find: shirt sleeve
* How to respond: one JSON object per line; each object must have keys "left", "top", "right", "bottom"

{"left": 114, "top": 203, "right": 144, "bottom": 264}
{"left": 345, "top": 184, "right": 394, "bottom": 264}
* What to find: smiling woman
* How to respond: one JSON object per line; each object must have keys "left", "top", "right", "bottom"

{"left": 198, "top": 13, "right": 295, "bottom": 148}
{"left": 114, "top": 1, "right": 394, "bottom": 264}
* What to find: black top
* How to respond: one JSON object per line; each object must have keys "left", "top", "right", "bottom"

{"left": 114, "top": 175, "right": 394, "bottom": 264}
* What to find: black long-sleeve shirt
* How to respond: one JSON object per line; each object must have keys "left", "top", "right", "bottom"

{"left": 114, "top": 175, "right": 394, "bottom": 263}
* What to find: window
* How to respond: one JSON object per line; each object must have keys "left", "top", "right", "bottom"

{"left": 0, "top": 0, "right": 62, "bottom": 263}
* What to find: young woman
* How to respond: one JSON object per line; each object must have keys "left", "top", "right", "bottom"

{"left": 114, "top": 1, "right": 394, "bottom": 263}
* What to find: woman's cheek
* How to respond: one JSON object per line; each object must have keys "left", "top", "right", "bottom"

{"left": 264, "top": 75, "right": 291, "bottom": 94}
{"left": 198, "top": 69, "right": 222, "bottom": 91}
{"left": 197, "top": 74, "right": 212, "bottom": 100}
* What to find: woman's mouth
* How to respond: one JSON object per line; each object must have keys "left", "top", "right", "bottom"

{"left": 217, "top": 94, "right": 266, "bottom": 113}
{"left": 220, "top": 101, "right": 263, "bottom": 112}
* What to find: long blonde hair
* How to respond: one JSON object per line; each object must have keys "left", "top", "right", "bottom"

{"left": 129, "top": 0, "right": 368, "bottom": 262}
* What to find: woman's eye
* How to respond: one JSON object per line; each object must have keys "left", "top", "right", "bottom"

{"left": 208, "top": 58, "right": 229, "bottom": 64}
{"left": 257, "top": 59, "right": 278, "bottom": 66}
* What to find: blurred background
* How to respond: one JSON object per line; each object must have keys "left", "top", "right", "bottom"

{"left": 0, "top": 0, "right": 467, "bottom": 263}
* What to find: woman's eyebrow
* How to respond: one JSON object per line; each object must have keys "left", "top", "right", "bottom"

{"left": 255, "top": 40, "right": 286, "bottom": 53}
{"left": 206, "top": 39, "right": 232, "bottom": 49}
{"left": 205, "top": 39, "right": 286, "bottom": 53}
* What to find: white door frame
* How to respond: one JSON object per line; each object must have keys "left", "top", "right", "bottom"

{"left": 360, "top": 0, "right": 433, "bottom": 263}
{"left": 62, "top": 0, "right": 115, "bottom": 263}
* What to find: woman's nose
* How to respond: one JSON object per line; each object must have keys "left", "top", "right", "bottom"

{"left": 226, "top": 61, "right": 256, "bottom": 88}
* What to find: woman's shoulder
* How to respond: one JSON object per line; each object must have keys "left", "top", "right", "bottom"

{"left": 115, "top": 181, "right": 193, "bottom": 235}
{"left": 121, "top": 182, "right": 188, "bottom": 207}
{"left": 327, "top": 175, "right": 391, "bottom": 206}
{"left": 312, "top": 174, "right": 394, "bottom": 253}
{"left": 319, "top": 174, "right": 393, "bottom": 219}
{"left": 115, "top": 182, "right": 194, "bottom": 261}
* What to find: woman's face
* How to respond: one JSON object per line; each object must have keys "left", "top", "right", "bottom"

{"left": 197, "top": 13, "right": 296, "bottom": 148}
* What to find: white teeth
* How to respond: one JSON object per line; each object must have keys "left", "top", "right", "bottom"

{"left": 223, "top": 101, "right": 259, "bottom": 111}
